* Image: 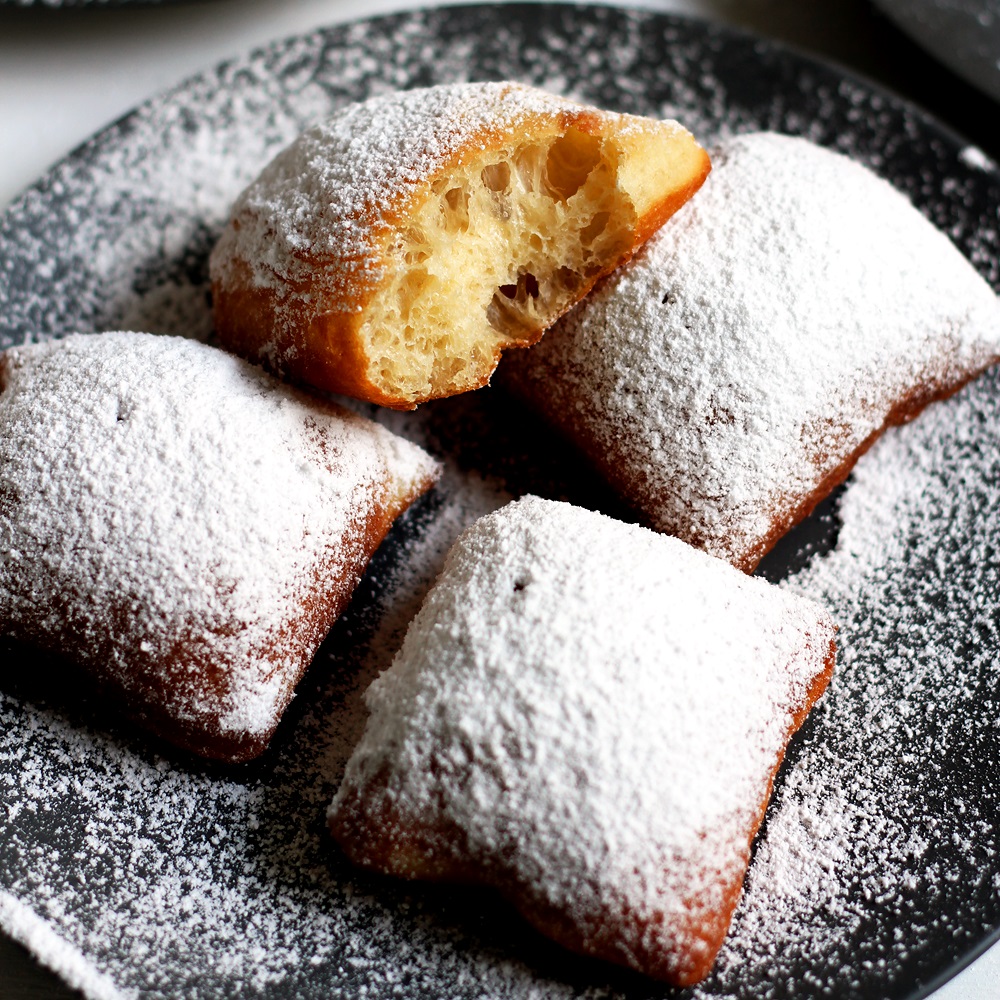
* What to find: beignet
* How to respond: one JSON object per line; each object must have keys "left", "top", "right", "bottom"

{"left": 0, "top": 333, "right": 439, "bottom": 762}
{"left": 328, "top": 496, "right": 835, "bottom": 985}
{"left": 502, "top": 132, "right": 1000, "bottom": 572}
{"left": 210, "top": 81, "right": 710, "bottom": 409}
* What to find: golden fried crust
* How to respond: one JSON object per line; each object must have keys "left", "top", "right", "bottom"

{"left": 211, "top": 82, "right": 710, "bottom": 409}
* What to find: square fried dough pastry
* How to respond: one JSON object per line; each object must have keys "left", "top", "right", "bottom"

{"left": 210, "top": 81, "right": 710, "bottom": 409}
{"left": 0, "top": 332, "right": 439, "bottom": 763}
{"left": 328, "top": 495, "right": 835, "bottom": 985}
{"left": 501, "top": 132, "right": 1000, "bottom": 572}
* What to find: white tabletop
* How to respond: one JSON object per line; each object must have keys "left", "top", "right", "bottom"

{"left": 1, "top": 0, "right": 999, "bottom": 997}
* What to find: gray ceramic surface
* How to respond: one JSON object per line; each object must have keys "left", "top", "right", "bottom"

{"left": 2, "top": 6, "right": 1000, "bottom": 999}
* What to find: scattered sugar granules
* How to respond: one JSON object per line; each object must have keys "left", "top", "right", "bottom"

{"left": 1, "top": 5, "right": 999, "bottom": 999}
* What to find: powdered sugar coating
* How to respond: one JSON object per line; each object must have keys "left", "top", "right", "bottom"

{"left": 503, "top": 131, "right": 1000, "bottom": 571}
{"left": 210, "top": 82, "right": 654, "bottom": 302}
{"left": 1, "top": 5, "right": 1000, "bottom": 999}
{"left": 0, "top": 332, "right": 438, "bottom": 756}
{"left": 331, "top": 496, "right": 834, "bottom": 982}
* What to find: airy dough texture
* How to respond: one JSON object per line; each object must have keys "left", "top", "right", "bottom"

{"left": 210, "top": 82, "right": 710, "bottom": 408}
{"left": 0, "top": 333, "right": 439, "bottom": 762}
{"left": 502, "top": 132, "right": 1000, "bottom": 572}
{"left": 329, "top": 497, "right": 835, "bottom": 985}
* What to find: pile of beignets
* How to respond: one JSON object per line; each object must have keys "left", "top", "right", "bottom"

{"left": 3, "top": 80, "right": 999, "bottom": 986}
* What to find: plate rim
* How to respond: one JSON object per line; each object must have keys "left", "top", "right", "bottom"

{"left": 1, "top": 5, "right": 999, "bottom": 999}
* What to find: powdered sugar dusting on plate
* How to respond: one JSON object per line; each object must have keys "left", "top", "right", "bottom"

{"left": 960, "top": 145, "right": 997, "bottom": 173}
{"left": 1, "top": 5, "right": 1000, "bottom": 999}
{"left": 700, "top": 365, "right": 1000, "bottom": 998}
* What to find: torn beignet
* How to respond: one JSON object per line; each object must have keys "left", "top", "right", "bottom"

{"left": 210, "top": 81, "right": 710, "bottom": 409}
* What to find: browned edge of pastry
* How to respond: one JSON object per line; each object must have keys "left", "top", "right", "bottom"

{"left": 496, "top": 629, "right": 837, "bottom": 986}
{"left": 737, "top": 363, "right": 996, "bottom": 573}
{"left": 328, "top": 628, "right": 836, "bottom": 984}
{"left": 212, "top": 93, "right": 711, "bottom": 411}
{"left": 502, "top": 356, "right": 997, "bottom": 575}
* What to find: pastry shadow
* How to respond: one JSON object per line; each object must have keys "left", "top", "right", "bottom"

{"left": 0, "top": 637, "right": 209, "bottom": 769}
{"left": 755, "top": 485, "right": 845, "bottom": 585}
{"left": 421, "top": 382, "right": 846, "bottom": 585}
{"left": 419, "top": 383, "right": 639, "bottom": 518}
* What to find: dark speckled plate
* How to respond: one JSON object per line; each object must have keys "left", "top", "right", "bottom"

{"left": 1, "top": 6, "right": 1000, "bottom": 1000}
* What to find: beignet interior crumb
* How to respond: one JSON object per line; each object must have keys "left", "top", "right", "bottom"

{"left": 365, "top": 128, "right": 636, "bottom": 403}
